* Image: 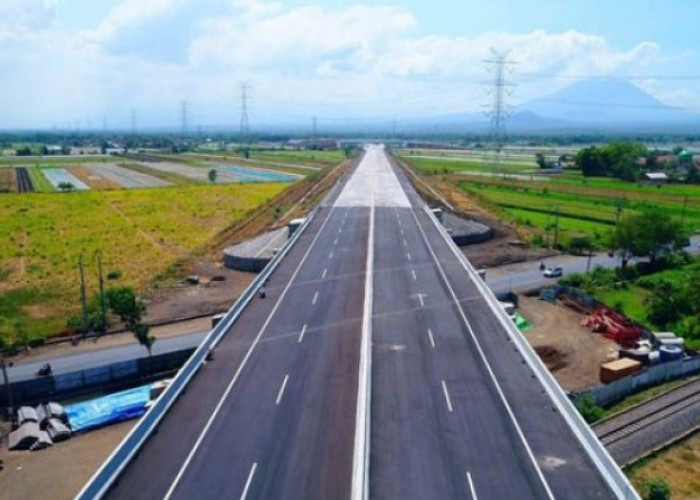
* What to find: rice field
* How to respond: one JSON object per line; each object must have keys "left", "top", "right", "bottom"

{"left": 82, "top": 163, "right": 172, "bottom": 189}
{"left": 0, "top": 182, "right": 288, "bottom": 341}
{"left": 219, "top": 164, "right": 301, "bottom": 183}
{"left": 0, "top": 167, "right": 15, "bottom": 191}
{"left": 41, "top": 168, "right": 90, "bottom": 190}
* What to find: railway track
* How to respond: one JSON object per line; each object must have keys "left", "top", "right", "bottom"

{"left": 594, "top": 377, "right": 700, "bottom": 447}
{"left": 16, "top": 167, "right": 34, "bottom": 192}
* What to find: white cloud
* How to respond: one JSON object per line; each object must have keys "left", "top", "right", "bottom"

{"left": 0, "top": 0, "right": 690, "bottom": 128}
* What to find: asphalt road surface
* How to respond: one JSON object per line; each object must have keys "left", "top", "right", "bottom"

{"left": 97, "top": 145, "right": 620, "bottom": 500}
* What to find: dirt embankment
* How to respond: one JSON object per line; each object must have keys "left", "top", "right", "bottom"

{"left": 144, "top": 159, "right": 352, "bottom": 323}
{"left": 395, "top": 161, "right": 556, "bottom": 269}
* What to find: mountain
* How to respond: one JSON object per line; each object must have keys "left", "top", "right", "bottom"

{"left": 518, "top": 78, "right": 700, "bottom": 126}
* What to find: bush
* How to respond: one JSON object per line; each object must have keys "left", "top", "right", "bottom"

{"left": 642, "top": 477, "right": 671, "bottom": 500}
{"left": 574, "top": 394, "right": 604, "bottom": 423}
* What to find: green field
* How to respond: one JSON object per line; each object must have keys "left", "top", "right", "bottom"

{"left": 27, "top": 167, "right": 54, "bottom": 192}
{"left": 0, "top": 183, "right": 287, "bottom": 342}
{"left": 401, "top": 152, "right": 700, "bottom": 248}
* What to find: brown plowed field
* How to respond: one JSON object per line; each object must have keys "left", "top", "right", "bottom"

{"left": 67, "top": 165, "right": 121, "bottom": 189}
{"left": 0, "top": 167, "right": 16, "bottom": 192}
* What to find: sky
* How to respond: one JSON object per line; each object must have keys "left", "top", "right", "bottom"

{"left": 0, "top": 0, "right": 699, "bottom": 129}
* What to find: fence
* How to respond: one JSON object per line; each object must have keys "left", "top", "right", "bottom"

{"left": 577, "top": 357, "right": 700, "bottom": 407}
{"left": 1, "top": 349, "right": 194, "bottom": 409}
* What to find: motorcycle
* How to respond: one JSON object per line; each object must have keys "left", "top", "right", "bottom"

{"left": 37, "top": 362, "right": 53, "bottom": 377}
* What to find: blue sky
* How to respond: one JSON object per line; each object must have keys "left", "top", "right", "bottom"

{"left": 0, "top": 0, "right": 698, "bottom": 129}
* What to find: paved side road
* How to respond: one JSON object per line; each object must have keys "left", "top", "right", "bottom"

{"left": 486, "top": 234, "right": 700, "bottom": 294}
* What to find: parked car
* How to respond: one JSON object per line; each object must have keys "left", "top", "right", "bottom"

{"left": 543, "top": 266, "right": 563, "bottom": 278}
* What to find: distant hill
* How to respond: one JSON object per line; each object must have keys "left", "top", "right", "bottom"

{"left": 518, "top": 78, "right": 700, "bottom": 126}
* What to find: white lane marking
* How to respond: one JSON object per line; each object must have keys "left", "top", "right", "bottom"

{"left": 334, "top": 237, "right": 339, "bottom": 245}
{"left": 275, "top": 374, "right": 289, "bottom": 405}
{"left": 466, "top": 471, "right": 478, "bottom": 500}
{"left": 409, "top": 209, "right": 555, "bottom": 499}
{"left": 427, "top": 328, "right": 435, "bottom": 348}
{"left": 418, "top": 294, "right": 424, "bottom": 307}
{"left": 240, "top": 462, "right": 257, "bottom": 500}
{"left": 297, "top": 324, "right": 307, "bottom": 343}
{"left": 400, "top": 228, "right": 404, "bottom": 235}
{"left": 403, "top": 238, "right": 407, "bottom": 246}
{"left": 312, "top": 291, "right": 319, "bottom": 305}
{"left": 162, "top": 205, "right": 337, "bottom": 500}
{"left": 441, "top": 380, "right": 453, "bottom": 412}
{"left": 411, "top": 269, "right": 417, "bottom": 281}
{"left": 352, "top": 196, "right": 375, "bottom": 500}
{"left": 322, "top": 268, "right": 328, "bottom": 279}
{"left": 406, "top": 252, "right": 412, "bottom": 261}
{"left": 329, "top": 251, "right": 334, "bottom": 259}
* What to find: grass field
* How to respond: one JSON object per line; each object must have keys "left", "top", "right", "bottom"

{"left": 27, "top": 167, "right": 54, "bottom": 192}
{"left": 250, "top": 150, "right": 345, "bottom": 166}
{"left": 401, "top": 152, "right": 700, "bottom": 248}
{"left": 0, "top": 183, "right": 287, "bottom": 342}
{"left": 626, "top": 431, "right": 700, "bottom": 499}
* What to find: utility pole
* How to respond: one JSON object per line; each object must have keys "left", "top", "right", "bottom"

{"left": 96, "top": 251, "right": 107, "bottom": 334}
{"left": 484, "top": 49, "right": 516, "bottom": 179}
{"left": 553, "top": 205, "right": 560, "bottom": 248}
{"left": 312, "top": 115, "right": 317, "bottom": 144}
{"left": 1, "top": 357, "right": 13, "bottom": 416}
{"left": 180, "top": 101, "right": 189, "bottom": 140}
{"left": 239, "top": 82, "right": 250, "bottom": 143}
{"left": 79, "top": 255, "right": 89, "bottom": 334}
{"left": 681, "top": 195, "right": 688, "bottom": 227}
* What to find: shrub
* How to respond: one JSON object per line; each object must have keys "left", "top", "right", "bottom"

{"left": 107, "top": 270, "right": 122, "bottom": 280}
{"left": 642, "top": 477, "right": 671, "bottom": 500}
{"left": 574, "top": 394, "right": 604, "bottom": 423}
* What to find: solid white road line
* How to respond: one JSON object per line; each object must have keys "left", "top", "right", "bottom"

{"left": 351, "top": 200, "right": 375, "bottom": 500}
{"left": 275, "top": 374, "right": 289, "bottom": 405}
{"left": 297, "top": 324, "right": 307, "bottom": 343}
{"left": 411, "top": 269, "right": 417, "bottom": 281}
{"left": 161, "top": 206, "right": 337, "bottom": 500}
{"left": 240, "top": 462, "right": 257, "bottom": 500}
{"left": 466, "top": 471, "right": 478, "bottom": 500}
{"left": 312, "top": 291, "right": 319, "bottom": 305}
{"left": 427, "top": 328, "right": 435, "bottom": 348}
{"left": 441, "top": 380, "right": 453, "bottom": 412}
{"left": 409, "top": 209, "right": 555, "bottom": 499}
{"left": 322, "top": 268, "right": 328, "bottom": 279}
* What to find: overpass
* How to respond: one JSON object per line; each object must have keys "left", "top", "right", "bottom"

{"left": 78, "top": 145, "right": 638, "bottom": 499}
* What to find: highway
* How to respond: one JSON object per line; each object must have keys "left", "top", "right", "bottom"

{"left": 98, "top": 145, "right": 622, "bottom": 499}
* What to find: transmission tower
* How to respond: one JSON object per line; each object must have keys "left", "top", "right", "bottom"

{"left": 239, "top": 82, "right": 250, "bottom": 141}
{"left": 130, "top": 109, "right": 137, "bottom": 136}
{"left": 180, "top": 101, "right": 189, "bottom": 139}
{"left": 484, "top": 49, "right": 516, "bottom": 177}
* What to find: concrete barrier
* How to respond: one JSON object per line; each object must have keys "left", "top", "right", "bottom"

{"left": 423, "top": 206, "right": 640, "bottom": 500}
{"left": 75, "top": 211, "right": 317, "bottom": 500}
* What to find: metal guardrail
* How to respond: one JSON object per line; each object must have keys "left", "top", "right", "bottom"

{"left": 422, "top": 206, "right": 640, "bottom": 500}
{"left": 75, "top": 212, "right": 317, "bottom": 500}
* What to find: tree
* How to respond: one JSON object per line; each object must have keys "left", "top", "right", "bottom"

{"left": 106, "top": 287, "right": 145, "bottom": 329}
{"left": 575, "top": 146, "right": 606, "bottom": 177}
{"left": 132, "top": 322, "right": 156, "bottom": 358}
{"left": 57, "top": 181, "right": 75, "bottom": 192}
{"left": 608, "top": 213, "right": 686, "bottom": 270}
{"left": 208, "top": 168, "right": 217, "bottom": 184}
{"left": 645, "top": 279, "right": 690, "bottom": 329}
{"left": 642, "top": 477, "right": 671, "bottom": 500}
{"left": 568, "top": 236, "right": 594, "bottom": 255}
{"left": 535, "top": 152, "right": 547, "bottom": 169}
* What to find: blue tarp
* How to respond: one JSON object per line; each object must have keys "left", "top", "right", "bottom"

{"left": 65, "top": 384, "right": 151, "bottom": 432}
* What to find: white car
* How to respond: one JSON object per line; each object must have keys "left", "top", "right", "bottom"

{"left": 543, "top": 266, "right": 563, "bottom": 278}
